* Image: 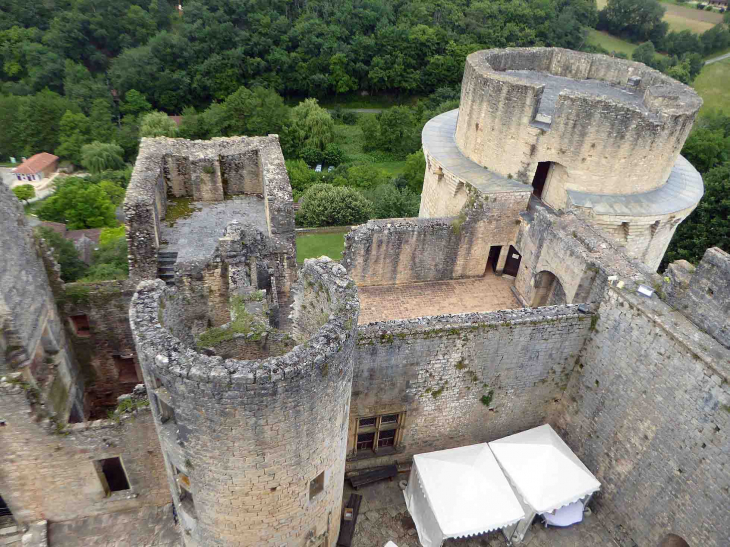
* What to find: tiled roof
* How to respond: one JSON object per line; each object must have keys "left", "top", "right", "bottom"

{"left": 13, "top": 153, "right": 59, "bottom": 175}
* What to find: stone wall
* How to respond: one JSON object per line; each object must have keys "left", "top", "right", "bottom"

{"left": 55, "top": 281, "right": 140, "bottom": 417}
{"left": 455, "top": 48, "right": 701, "bottom": 196}
{"left": 663, "top": 247, "right": 730, "bottom": 348}
{"left": 130, "top": 258, "right": 359, "bottom": 547}
{"left": 555, "top": 286, "right": 730, "bottom": 547}
{"left": 0, "top": 183, "right": 83, "bottom": 423}
{"left": 0, "top": 379, "right": 169, "bottom": 525}
{"left": 124, "top": 136, "right": 296, "bottom": 285}
{"left": 348, "top": 306, "right": 593, "bottom": 470}
{"left": 344, "top": 192, "right": 527, "bottom": 286}
{"left": 514, "top": 205, "right": 656, "bottom": 307}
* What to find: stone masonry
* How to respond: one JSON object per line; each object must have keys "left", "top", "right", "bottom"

{"left": 421, "top": 48, "right": 704, "bottom": 271}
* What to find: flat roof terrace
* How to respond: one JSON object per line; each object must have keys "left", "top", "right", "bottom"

{"left": 505, "top": 69, "right": 648, "bottom": 119}
{"left": 357, "top": 271, "right": 520, "bottom": 325}
{"left": 159, "top": 196, "right": 267, "bottom": 263}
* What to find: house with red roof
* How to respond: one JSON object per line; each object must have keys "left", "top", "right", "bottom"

{"left": 13, "top": 153, "right": 59, "bottom": 182}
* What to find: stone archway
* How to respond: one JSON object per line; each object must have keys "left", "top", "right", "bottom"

{"left": 531, "top": 270, "right": 566, "bottom": 307}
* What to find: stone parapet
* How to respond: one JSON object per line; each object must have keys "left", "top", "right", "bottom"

{"left": 129, "top": 257, "right": 359, "bottom": 546}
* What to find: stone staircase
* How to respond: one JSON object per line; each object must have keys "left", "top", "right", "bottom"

{"left": 157, "top": 250, "right": 178, "bottom": 286}
{"left": 0, "top": 522, "right": 21, "bottom": 546}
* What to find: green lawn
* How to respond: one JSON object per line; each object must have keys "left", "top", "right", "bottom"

{"left": 586, "top": 30, "right": 637, "bottom": 57}
{"left": 376, "top": 161, "right": 407, "bottom": 177}
{"left": 333, "top": 120, "right": 406, "bottom": 176}
{"left": 296, "top": 229, "right": 350, "bottom": 264}
{"left": 693, "top": 58, "right": 730, "bottom": 114}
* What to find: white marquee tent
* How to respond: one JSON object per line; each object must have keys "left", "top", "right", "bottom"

{"left": 403, "top": 444, "right": 525, "bottom": 547}
{"left": 489, "top": 424, "right": 601, "bottom": 543}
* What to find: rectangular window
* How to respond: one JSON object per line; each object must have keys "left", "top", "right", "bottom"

{"left": 113, "top": 355, "right": 139, "bottom": 383}
{"left": 158, "top": 397, "right": 176, "bottom": 424}
{"left": 69, "top": 314, "right": 91, "bottom": 337}
{"left": 309, "top": 471, "right": 325, "bottom": 500}
{"left": 354, "top": 413, "right": 405, "bottom": 457}
{"left": 95, "top": 457, "right": 130, "bottom": 495}
{"left": 174, "top": 466, "right": 197, "bottom": 518}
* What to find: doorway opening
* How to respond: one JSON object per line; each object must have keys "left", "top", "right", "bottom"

{"left": 531, "top": 162, "right": 552, "bottom": 199}
{"left": 0, "top": 494, "right": 14, "bottom": 528}
{"left": 503, "top": 246, "right": 522, "bottom": 277}
{"left": 486, "top": 245, "right": 502, "bottom": 274}
{"left": 531, "top": 271, "right": 566, "bottom": 307}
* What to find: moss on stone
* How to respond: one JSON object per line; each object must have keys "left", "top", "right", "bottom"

{"left": 165, "top": 198, "right": 202, "bottom": 227}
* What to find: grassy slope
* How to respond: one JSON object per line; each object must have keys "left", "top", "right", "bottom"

{"left": 333, "top": 119, "right": 407, "bottom": 174}
{"left": 694, "top": 58, "right": 730, "bottom": 114}
{"left": 587, "top": 29, "right": 638, "bottom": 56}
{"left": 296, "top": 229, "right": 349, "bottom": 263}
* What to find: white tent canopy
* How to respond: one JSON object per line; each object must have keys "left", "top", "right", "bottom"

{"left": 489, "top": 424, "right": 601, "bottom": 514}
{"left": 404, "top": 444, "right": 525, "bottom": 547}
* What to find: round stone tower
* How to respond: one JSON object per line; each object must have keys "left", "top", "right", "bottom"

{"left": 421, "top": 47, "right": 704, "bottom": 270}
{"left": 130, "top": 257, "right": 359, "bottom": 547}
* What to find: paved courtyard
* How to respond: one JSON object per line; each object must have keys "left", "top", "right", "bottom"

{"left": 47, "top": 504, "right": 180, "bottom": 547}
{"left": 343, "top": 480, "right": 618, "bottom": 547}
{"left": 159, "top": 196, "right": 267, "bottom": 263}
{"left": 358, "top": 272, "right": 520, "bottom": 324}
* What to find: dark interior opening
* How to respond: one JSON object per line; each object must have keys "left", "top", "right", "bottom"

{"left": 113, "top": 355, "right": 139, "bottom": 383}
{"left": 100, "top": 457, "right": 130, "bottom": 492}
{"left": 0, "top": 495, "right": 12, "bottom": 518}
{"left": 487, "top": 245, "right": 502, "bottom": 274}
{"left": 69, "top": 314, "right": 91, "bottom": 337}
{"left": 531, "top": 162, "right": 551, "bottom": 199}
{"left": 67, "top": 403, "right": 84, "bottom": 424}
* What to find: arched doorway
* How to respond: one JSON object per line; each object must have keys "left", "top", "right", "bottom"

{"left": 531, "top": 271, "right": 566, "bottom": 307}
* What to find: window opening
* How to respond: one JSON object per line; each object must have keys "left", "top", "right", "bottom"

{"left": 309, "top": 471, "right": 325, "bottom": 500}
{"left": 174, "top": 466, "right": 196, "bottom": 517}
{"left": 97, "top": 457, "right": 130, "bottom": 494}
{"left": 158, "top": 396, "right": 176, "bottom": 424}
{"left": 113, "top": 355, "right": 138, "bottom": 383}
{"left": 354, "top": 413, "right": 404, "bottom": 456}
{"left": 531, "top": 162, "right": 551, "bottom": 199}
{"left": 69, "top": 314, "right": 91, "bottom": 337}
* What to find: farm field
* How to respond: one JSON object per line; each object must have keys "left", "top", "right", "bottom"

{"left": 693, "top": 58, "right": 730, "bottom": 114}
{"left": 595, "top": 0, "right": 723, "bottom": 33}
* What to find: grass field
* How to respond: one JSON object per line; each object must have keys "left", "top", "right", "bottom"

{"left": 595, "top": 0, "right": 722, "bottom": 33}
{"left": 333, "top": 119, "right": 407, "bottom": 175}
{"left": 693, "top": 58, "right": 730, "bottom": 114}
{"left": 296, "top": 229, "right": 350, "bottom": 263}
{"left": 586, "top": 29, "right": 638, "bottom": 56}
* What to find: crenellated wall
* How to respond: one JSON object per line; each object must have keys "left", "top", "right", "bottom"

{"left": 130, "top": 258, "right": 360, "bottom": 547}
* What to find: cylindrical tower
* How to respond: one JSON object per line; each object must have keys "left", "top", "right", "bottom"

{"left": 421, "top": 47, "right": 704, "bottom": 270}
{"left": 130, "top": 257, "right": 359, "bottom": 547}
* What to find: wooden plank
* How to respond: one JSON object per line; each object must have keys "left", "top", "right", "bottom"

{"left": 337, "top": 493, "right": 362, "bottom": 547}
{"left": 349, "top": 464, "right": 398, "bottom": 489}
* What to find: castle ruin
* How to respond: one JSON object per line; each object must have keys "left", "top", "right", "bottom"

{"left": 0, "top": 48, "right": 728, "bottom": 547}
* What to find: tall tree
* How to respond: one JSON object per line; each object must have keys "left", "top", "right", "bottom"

{"left": 80, "top": 141, "right": 126, "bottom": 174}
{"left": 139, "top": 111, "right": 179, "bottom": 137}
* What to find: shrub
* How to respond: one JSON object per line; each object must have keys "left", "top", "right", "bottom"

{"left": 364, "top": 183, "right": 421, "bottom": 219}
{"left": 36, "top": 227, "right": 88, "bottom": 282}
{"left": 81, "top": 227, "right": 129, "bottom": 281}
{"left": 341, "top": 111, "right": 357, "bottom": 125}
{"left": 12, "top": 184, "right": 35, "bottom": 203}
{"left": 296, "top": 184, "right": 373, "bottom": 227}
{"left": 323, "top": 143, "right": 345, "bottom": 166}
{"left": 300, "top": 146, "right": 323, "bottom": 166}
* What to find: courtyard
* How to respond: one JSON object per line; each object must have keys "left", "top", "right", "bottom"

{"left": 357, "top": 271, "right": 520, "bottom": 324}
{"left": 343, "top": 479, "right": 618, "bottom": 547}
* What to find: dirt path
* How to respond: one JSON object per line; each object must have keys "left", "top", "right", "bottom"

{"left": 705, "top": 52, "right": 730, "bottom": 65}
